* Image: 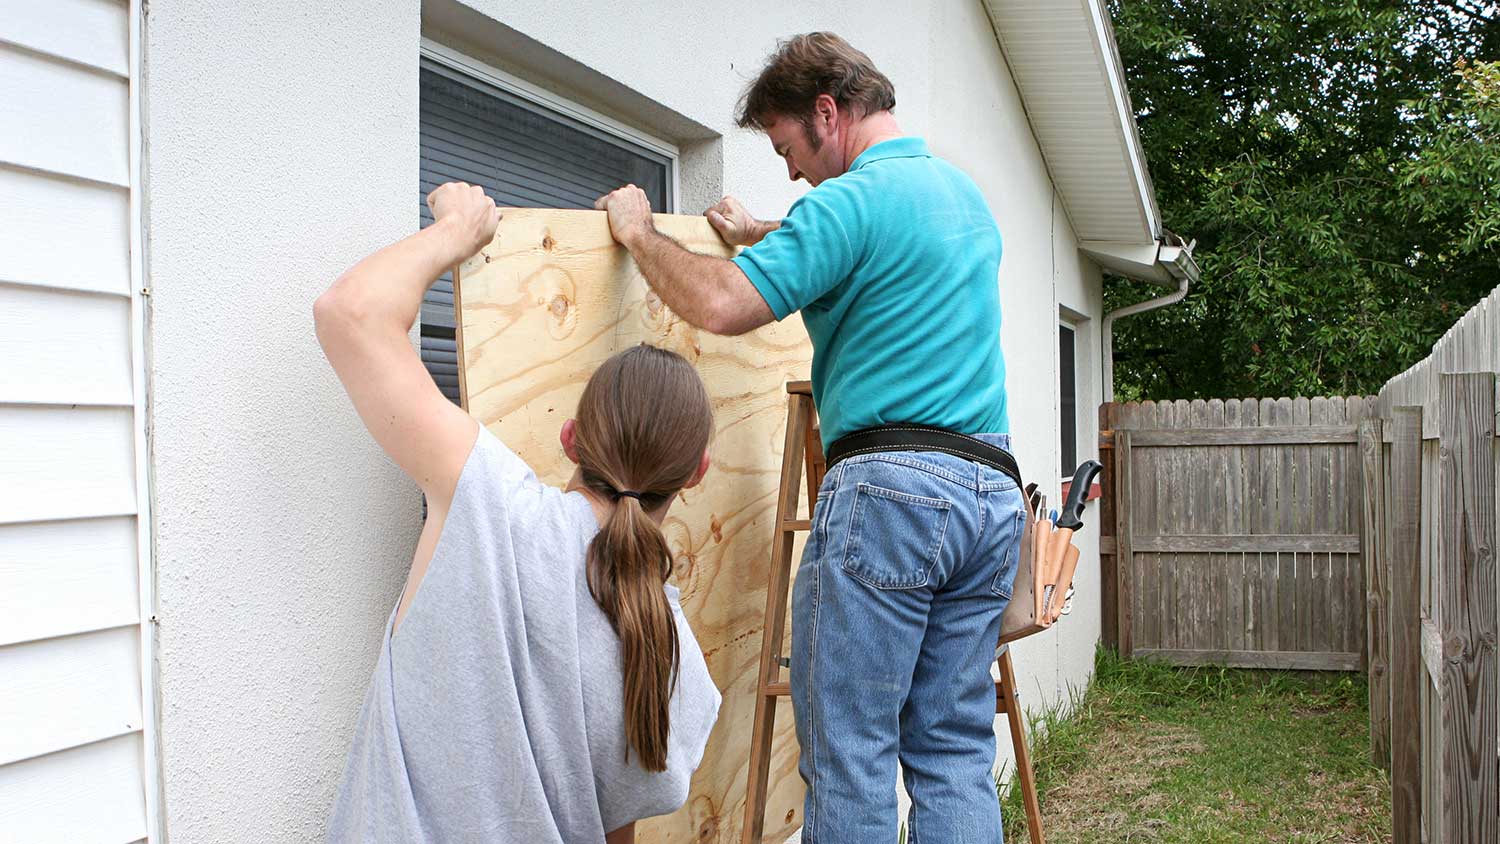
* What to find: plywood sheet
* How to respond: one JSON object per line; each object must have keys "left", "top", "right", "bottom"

{"left": 455, "top": 208, "right": 811, "bottom": 843}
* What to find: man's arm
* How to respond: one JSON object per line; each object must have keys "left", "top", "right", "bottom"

{"left": 595, "top": 186, "right": 774, "bottom": 336}
{"left": 623, "top": 227, "right": 775, "bottom": 336}
{"left": 313, "top": 182, "right": 498, "bottom": 498}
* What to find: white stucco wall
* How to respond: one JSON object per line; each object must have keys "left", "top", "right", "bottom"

{"left": 143, "top": 0, "right": 1110, "bottom": 838}
{"left": 144, "top": 3, "right": 422, "bottom": 841}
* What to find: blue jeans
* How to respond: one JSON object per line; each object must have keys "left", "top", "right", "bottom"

{"left": 790, "top": 435, "right": 1025, "bottom": 844}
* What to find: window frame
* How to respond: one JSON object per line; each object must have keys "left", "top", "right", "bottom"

{"left": 419, "top": 38, "right": 681, "bottom": 212}
{"left": 1058, "top": 319, "right": 1079, "bottom": 482}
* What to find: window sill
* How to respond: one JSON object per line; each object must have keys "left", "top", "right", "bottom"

{"left": 1059, "top": 479, "right": 1101, "bottom": 504}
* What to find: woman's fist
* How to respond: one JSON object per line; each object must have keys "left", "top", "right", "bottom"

{"left": 427, "top": 182, "right": 501, "bottom": 259}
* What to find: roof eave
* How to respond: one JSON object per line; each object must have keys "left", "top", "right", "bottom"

{"left": 985, "top": 0, "right": 1179, "bottom": 283}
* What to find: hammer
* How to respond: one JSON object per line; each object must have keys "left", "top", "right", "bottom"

{"left": 1042, "top": 459, "right": 1104, "bottom": 622}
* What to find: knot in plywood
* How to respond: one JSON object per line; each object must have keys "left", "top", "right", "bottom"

{"left": 639, "top": 289, "right": 694, "bottom": 354}
{"left": 527, "top": 267, "right": 577, "bottom": 340}
{"left": 695, "top": 817, "right": 719, "bottom": 842}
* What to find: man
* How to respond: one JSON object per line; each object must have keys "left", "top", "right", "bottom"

{"left": 595, "top": 32, "right": 1022, "bottom": 843}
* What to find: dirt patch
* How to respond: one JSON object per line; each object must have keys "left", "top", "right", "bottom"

{"left": 1296, "top": 770, "right": 1392, "bottom": 841}
{"left": 1037, "top": 718, "right": 1205, "bottom": 843}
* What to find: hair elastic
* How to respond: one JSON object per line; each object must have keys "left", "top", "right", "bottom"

{"left": 615, "top": 490, "right": 644, "bottom": 502}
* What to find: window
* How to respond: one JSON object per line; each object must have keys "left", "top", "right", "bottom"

{"left": 1059, "top": 322, "right": 1078, "bottom": 478}
{"left": 417, "top": 53, "right": 675, "bottom": 401}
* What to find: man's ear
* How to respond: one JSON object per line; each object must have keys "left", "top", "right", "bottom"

{"left": 684, "top": 448, "right": 712, "bottom": 489}
{"left": 559, "top": 419, "right": 581, "bottom": 464}
{"left": 814, "top": 92, "right": 839, "bottom": 127}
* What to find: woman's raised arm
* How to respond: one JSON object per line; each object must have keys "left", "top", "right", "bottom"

{"left": 313, "top": 182, "right": 497, "bottom": 501}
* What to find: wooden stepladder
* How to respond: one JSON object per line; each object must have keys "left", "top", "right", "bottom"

{"left": 741, "top": 381, "right": 1047, "bottom": 844}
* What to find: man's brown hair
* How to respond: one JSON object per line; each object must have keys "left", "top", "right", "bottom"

{"left": 735, "top": 32, "right": 896, "bottom": 133}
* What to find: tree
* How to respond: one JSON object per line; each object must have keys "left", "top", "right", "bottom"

{"left": 1106, "top": 1, "right": 1499, "bottom": 401}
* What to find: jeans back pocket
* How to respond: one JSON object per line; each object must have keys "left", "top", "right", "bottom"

{"left": 989, "top": 506, "right": 1026, "bottom": 599}
{"left": 840, "top": 482, "right": 952, "bottom": 590}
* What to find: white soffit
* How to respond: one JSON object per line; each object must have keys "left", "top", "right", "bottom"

{"left": 984, "top": 0, "right": 1162, "bottom": 245}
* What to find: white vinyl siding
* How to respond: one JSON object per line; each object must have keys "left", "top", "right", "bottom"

{"left": 983, "top": 0, "right": 1159, "bottom": 243}
{"left": 0, "top": 406, "right": 138, "bottom": 523}
{"left": 0, "top": 627, "right": 144, "bottom": 766}
{"left": 0, "top": 286, "right": 135, "bottom": 405}
{"left": 0, "top": 0, "right": 156, "bottom": 838}
{"left": 0, "top": 517, "right": 141, "bottom": 646}
{"left": 0, "top": 735, "right": 148, "bottom": 844}
{"left": 0, "top": 166, "right": 132, "bottom": 295}
{"left": 0, "top": 41, "right": 130, "bottom": 186}
{"left": 0, "top": 0, "right": 130, "bottom": 76}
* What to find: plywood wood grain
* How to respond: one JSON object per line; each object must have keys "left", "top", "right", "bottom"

{"left": 455, "top": 208, "right": 811, "bottom": 843}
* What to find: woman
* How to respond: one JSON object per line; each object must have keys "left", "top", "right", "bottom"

{"left": 317, "top": 181, "right": 721, "bottom": 843}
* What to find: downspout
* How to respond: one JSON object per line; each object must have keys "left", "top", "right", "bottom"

{"left": 1102, "top": 235, "right": 1199, "bottom": 401}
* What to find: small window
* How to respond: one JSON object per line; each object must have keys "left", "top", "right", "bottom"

{"left": 417, "top": 56, "right": 674, "bottom": 402}
{"left": 1059, "top": 323, "right": 1078, "bottom": 478}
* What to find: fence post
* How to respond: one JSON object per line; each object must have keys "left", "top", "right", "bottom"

{"left": 1100, "top": 402, "right": 1118, "bottom": 652}
{"left": 1361, "top": 418, "right": 1391, "bottom": 768}
{"left": 1389, "top": 406, "right": 1423, "bottom": 844}
{"left": 1436, "top": 373, "right": 1498, "bottom": 843}
{"left": 1114, "top": 429, "right": 1134, "bottom": 657}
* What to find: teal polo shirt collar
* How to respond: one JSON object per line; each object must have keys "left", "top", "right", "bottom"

{"left": 848, "top": 136, "right": 932, "bottom": 171}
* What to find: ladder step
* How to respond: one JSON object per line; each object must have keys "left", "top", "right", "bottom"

{"left": 763, "top": 681, "right": 791, "bottom": 697}
{"left": 782, "top": 518, "right": 812, "bottom": 532}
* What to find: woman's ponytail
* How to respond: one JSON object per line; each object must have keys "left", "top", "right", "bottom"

{"left": 586, "top": 492, "right": 679, "bottom": 771}
{"left": 571, "top": 345, "right": 714, "bottom": 772}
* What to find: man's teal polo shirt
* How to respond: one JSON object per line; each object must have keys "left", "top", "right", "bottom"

{"left": 733, "top": 137, "right": 1008, "bottom": 448}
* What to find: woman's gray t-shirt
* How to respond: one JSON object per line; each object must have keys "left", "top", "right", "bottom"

{"left": 328, "top": 427, "right": 721, "bottom": 842}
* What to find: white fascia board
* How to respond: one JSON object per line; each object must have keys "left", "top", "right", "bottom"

{"left": 1080, "top": 239, "right": 1199, "bottom": 288}
{"left": 1080, "top": 240, "right": 1167, "bottom": 284}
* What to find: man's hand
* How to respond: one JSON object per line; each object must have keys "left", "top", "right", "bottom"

{"left": 706, "top": 196, "right": 779, "bottom": 247}
{"left": 595, "top": 184, "right": 656, "bottom": 247}
{"left": 427, "top": 182, "right": 501, "bottom": 261}
{"left": 706, "top": 195, "right": 763, "bottom": 247}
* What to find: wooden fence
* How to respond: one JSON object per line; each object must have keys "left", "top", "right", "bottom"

{"left": 1100, "top": 395, "right": 1377, "bottom": 669}
{"left": 1364, "top": 285, "right": 1499, "bottom": 843}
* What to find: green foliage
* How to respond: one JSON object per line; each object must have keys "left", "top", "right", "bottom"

{"left": 1401, "top": 60, "right": 1500, "bottom": 253}
{"left": 1107, "top": 1, "right": 1500, "bottom": 400}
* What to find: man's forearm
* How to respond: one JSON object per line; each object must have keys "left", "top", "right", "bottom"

{"left": 623, "top": 227, "right": 740, "bottom": 331}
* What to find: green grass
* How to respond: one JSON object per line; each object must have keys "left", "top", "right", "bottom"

{"left": 995, "top": 648, "right": 1391, "bottom": 844}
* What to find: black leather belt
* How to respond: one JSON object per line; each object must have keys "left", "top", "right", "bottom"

{"left": 825, "top": 423, "right": 1023, "bottom": 489}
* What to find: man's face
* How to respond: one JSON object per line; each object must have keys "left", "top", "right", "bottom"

{"left": 764, "top": 111, "right": 840, "bottom": 187}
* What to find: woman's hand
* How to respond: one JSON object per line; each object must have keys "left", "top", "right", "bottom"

{"left": 427, "top": 181, "right": 502, "bottom": 261}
